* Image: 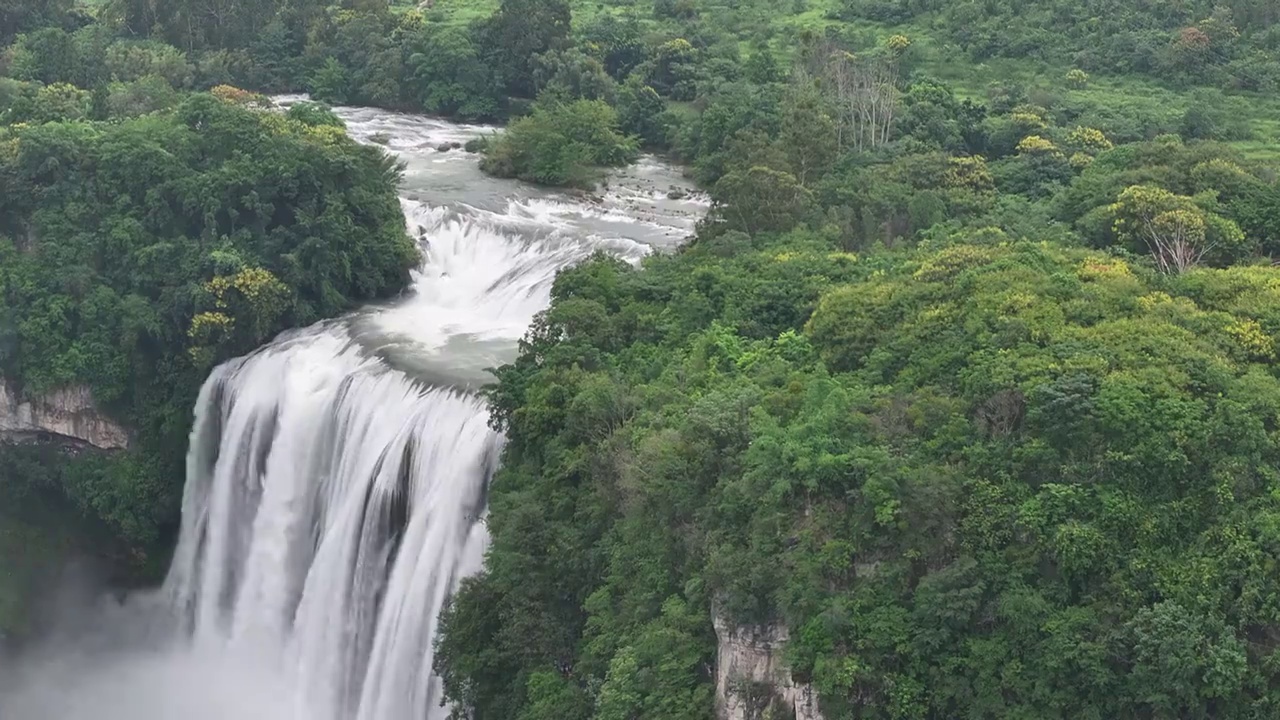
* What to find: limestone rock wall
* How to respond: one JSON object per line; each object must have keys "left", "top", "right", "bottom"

{"left": 714, "top": 611, "right": 824, "bottom": 720}
{"left": 0, "top": 382, "right": 129, "bottom": 450}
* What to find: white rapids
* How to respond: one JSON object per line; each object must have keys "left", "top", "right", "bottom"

{"left": 0, "top": 102, "right": 704, "bottom": 719}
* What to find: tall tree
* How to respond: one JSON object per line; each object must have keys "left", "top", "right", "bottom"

{"left": 481, "top": 0, "right": 572, "bottom": 98}
{"left": 0, "top": 0, "right": 73, "bottom": 44}
{"left": 823, "top": 50, "right": 899, "bottom": 152}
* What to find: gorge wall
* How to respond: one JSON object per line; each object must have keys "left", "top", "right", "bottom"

{"left": 714, "top": 612, "right": 825, "bottom": 720}
{"left": 0, "top": 382, "right": 129, "bottom": 451}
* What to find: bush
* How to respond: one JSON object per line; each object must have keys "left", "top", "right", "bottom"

{"left": 480, "top": 99, "right": 638, "bottom": 187}
{"left": 285, "top": 100, "right": 343, "bottom": 128}
{"left": 104, "top": 40, "right": 193, "bottom": 88}
{"left": 105, "top": 75, "right": 181, "bottom": 118}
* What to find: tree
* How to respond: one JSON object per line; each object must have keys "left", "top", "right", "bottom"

{"left": 895, "top": 79, "right": 985, "bottom": 153}
{"left": 744, "top": 45, "right": 784, "bottom": 84}
{"left": 480, "top": 99, "right": 638, "bottom": 188}
{"left": 533, "top": 49, "right": 617, "bottom": 104}
{"left": 712, "top": 166, "right": 814, "bottom": 235}
{"left": 617, "top": 75, "right": 667, "bottom": 147}
{"left": 1107, "top": 185, "right": 1248, "bottom": 273}
{"left": 779, "top": 83, "right": 837, "bottom": 185}
{"left": 0, "top": 92, "right": 416, "bottom": 551}
{"left": 517, "top": 672, "right": 590, "bottom": 720}
{"left": 10, "top": 83, "right": 93, "bottom": 123}
{"left": 482, "top": 0, "right": 572, "bottom": 98}
{"left": 105, "top": 76, "right": 182, "bottom": 118}
{"left": 1123, "top": 602, "right": 1247, "bottom": 717}
{"left": 155, "top": 0, "right": 286, "bottom": 51}
{"left": 0, "top": 0, "right": 73, "bottom": 45}
{"left": 285, "top": 100, "right": 342, "bottom": 128}
{"left": 580, "top": 12, "right": 646, "bottom": 80}
{"left": 309, "top": 57, "right": 351, "bottom": 105}
{"left": 640, "top": 39, "right": 701, "bottom": 101}
{"left": 104, "top": 41, "right": 194, "bottom": 87}
{"left": 822, "top": 49, "right": 899, "bottom": 152}
{"left": 7, "top": 28, "right": 82, "bottom": 85}
{"left": 992, "top": 135, "right": 1073, "bottom": 198}
{"left": 406, "top": 25, "right": 500, "bottom": 119}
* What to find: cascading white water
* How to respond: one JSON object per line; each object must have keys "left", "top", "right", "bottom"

{"left": 162, "top": 334, "right": 499, "bottom": 720}
{"left": 0, "top": 102, "right": 705, "bottom": 720}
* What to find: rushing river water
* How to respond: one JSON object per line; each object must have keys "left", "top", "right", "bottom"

{"left": 0, "top": 101, "right": 706, "bottom": 720}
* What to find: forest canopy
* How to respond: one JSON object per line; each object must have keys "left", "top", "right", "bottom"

{"left": 438, "top": 230, "right": 1280, "bottom": 720}
{"left": 0, "top": 91, "right": 415, "bottom": 569}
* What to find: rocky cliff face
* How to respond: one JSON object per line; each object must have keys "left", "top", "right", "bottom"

{"left": 714, "top": 612, "right": 824, "bottom": 720}
{"left": 0, "top": 383, "right": 129, "bottom": 450}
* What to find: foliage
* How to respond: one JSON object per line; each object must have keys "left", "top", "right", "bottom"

{"left": 0, "top": 444, "right": 135, "bottom": 637}
{"left": 0, "top": 93, "right": 415, "bottom": 552}
{"left": 479, "top": 0, "right": 572, "bottom": 98}
{"left": 441, "top": 231, "right": 1280, "bottom": 719}
{"left": 5, "top": 0, "right": 1280, "bottom": 714}
{"left": 0, "top": 0, "right": 72, "bottom": 46}
{"left": 840, "top": 0, "right": 1280, "bottom": 90}
{"left": 480, "top": 99, "right": 638, "bottom": 187}
{"left": 405, "top": 24, "right": 501, "bottom": 119}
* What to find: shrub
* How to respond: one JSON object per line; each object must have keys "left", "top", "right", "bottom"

{"left": 480, "top": 99, "right": 638, "bottom": 187}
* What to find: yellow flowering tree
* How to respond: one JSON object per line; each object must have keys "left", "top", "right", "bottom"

{"left": 1107, "top": 185, "right": 1248, "bottom": 273}
{"left": 188, "top": 267, "right": 290, "bottom": 366}
{"left": 1065, "top": 126, "right": 1113, "bottom": 155}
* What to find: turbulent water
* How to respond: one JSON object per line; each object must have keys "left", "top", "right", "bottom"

{"left": 0, "top": 102, "right": 705, "bottom": 719}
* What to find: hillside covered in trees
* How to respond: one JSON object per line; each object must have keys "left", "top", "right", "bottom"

{"left": 5, "top": 0, "right": 1280, "bottom": 716}
{"left": 0, "top": 83, "right": 417, "bottom": 633}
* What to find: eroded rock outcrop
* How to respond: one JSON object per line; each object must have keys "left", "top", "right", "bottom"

{"left": 0, "top": 382, "right": 129, "bottom": 450}
{"left": 714, "top": 611, "right": 824, "bottom": 720}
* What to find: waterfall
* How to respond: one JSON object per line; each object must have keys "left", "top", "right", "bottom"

{"left": 162, "top": 334, "right": 498, "bottom": 719}
{"left": 0, "top": 101, "right": 705, "bottom": 720}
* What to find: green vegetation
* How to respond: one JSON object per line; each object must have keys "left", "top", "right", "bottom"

{"left": 837, "top": 0, "right": 1280, "bottom": 91}
{"left": 6, "top": 0, "right": 1280, "bottom": 713}
{"left": 0, "top": 446, "right": 132, "bottom": 634}
{"left": 439, "top": 229, "right": 1280, "bottom": 718}
{"left": 0, "top": 79, "right": 416, "bottom": 627}
{"left": 480, "top": 100, "right": 638, "bottom": 187}
{"left": 412, "top": 2, "right": 1280, "bottom": 719}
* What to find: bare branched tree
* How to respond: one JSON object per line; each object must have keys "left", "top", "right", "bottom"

{"left": 1141, "top": 208, "right": 1215, "bottom": 274}
{"left": 822, "top": 50, "right": 900, "bottom": 152}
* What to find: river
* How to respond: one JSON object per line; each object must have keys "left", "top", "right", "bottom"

{"left": 0, "top": 101, "right": 706, "bottom": 720}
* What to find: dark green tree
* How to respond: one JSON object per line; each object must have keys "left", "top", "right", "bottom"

{"left": 480, "top": 0, "right": 572, "bottom": 98}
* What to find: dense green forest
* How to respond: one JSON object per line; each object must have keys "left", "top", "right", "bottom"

{"left": 415, "top": 1, "right": 1280, "bottom": 719}
{"left": 6, "top": 0, "right": 1280, "bottom": 716}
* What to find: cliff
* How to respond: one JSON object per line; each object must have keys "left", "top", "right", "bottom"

{"left": 714, "top": 611, "right": 824, "bottom": 720}
{"left": 0, "top": 383, "right": 129, "bottom": 450}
